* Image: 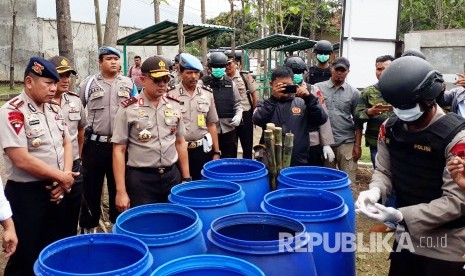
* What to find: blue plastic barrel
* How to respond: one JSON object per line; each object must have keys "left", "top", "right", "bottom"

{"left": 151, "top": 254, "right": 265, "bottom": 276}
{"left": 201, "top": 158, "right": 270, "bottom": 212}
{"left": 262, "top": 188, "right": 355, "bottom": 276}
{"left": 168, "top": 180, "right": 248, "bottom": 237}
{"left": 113, "top": 203, "right": 207, "bottom": 269}
{"left": 34, "top": 233, "right": 153, "bottom": 275}
{"left": 207, "top": 212, "right": 317, "bottom": 276}
{"left": 277, "top": 166, "right": 355, "bottom": 231}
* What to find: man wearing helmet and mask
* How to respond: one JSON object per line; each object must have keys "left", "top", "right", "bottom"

{"left": 284, "top": 56, "right": 335, "bottom": 166}
{"left": 356, "top": 56, "right": 465, "bottom": 275}
{"left": 201, "top": 52, "right": 242, "bottom": 158}
{"left": 306, "top": 40, "right": 333, "bottom": 84}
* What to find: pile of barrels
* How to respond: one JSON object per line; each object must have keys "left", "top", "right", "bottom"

{"left": 34, "top": 159, "right": 356, "bottom": 276}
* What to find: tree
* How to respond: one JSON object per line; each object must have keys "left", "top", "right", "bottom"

{"left": 201, "top": 0, "right": 207, "bottom": 70}
{"left": 229, "top": 0, "right": 236, "bottom": 53}
{"left": 154, "top": 0, "right": 162, "bottom": 54}
{"left": 103, "top": 0, "right": 121, "bottom": 46}
{"left": 94, "top": 0, "right": 103, "bottom": 48}
{"left": 9, "top": 0, "right": 17, "bottom": 90}
{"left": 56, "top": 0, "right": 75, "bottom": 66}
{"left": 177, "top": 0, "right": 186, "bottom": 52}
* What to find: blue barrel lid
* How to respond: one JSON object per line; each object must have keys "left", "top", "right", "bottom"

{"left": 278, "top": 166, "right": 350, "bottom": 189}
{"left": 202, "top": 158, "right": 268, "bottom": 182}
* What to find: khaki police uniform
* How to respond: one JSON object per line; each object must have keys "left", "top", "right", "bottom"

{"left": 230, "top": 70, "right": 257, "bottom": 159}
{"left": 170, "top": 83, "right": 219, "bottom": 180}
{"left": 0, "top": 91, "right": 71, "bottom": 275}
{"left": 112, "top": 92, "right": 185, "bottom": 205}
{"left": 78, "top": 72, "right": 136, "bottom": 228}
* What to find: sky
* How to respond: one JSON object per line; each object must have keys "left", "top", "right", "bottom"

{"left": 36, "top": 0, "right": 232, "bottom": 29}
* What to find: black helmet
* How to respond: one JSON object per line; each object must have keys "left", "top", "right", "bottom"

{"left": 284, "top": 56, "right": 307, "bottom": 74}
{"left": 174, "top": 54, "right": 180, "bottom": 63}
{"left": 313, "top": 40, "right": 333, "bottom": 54}
{"left": 207, "top": 52, "right": 228, "bottom": 68}
{"left": 224, "top": 50, "right": 242, "bottom": 62}
{"left": 401, "top": 49, "right": 426, "bottom": 60}
{"left": 379, "top": 56, "right": 443, "bottom": 109}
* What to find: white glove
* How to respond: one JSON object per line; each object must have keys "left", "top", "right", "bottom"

{"left": 322, "top": 145, "right": 335, "bottom": 162}
{"left": 230, "top": 114, "right": 242, "bottom": 127}
{"left": 356, "top": 203, "right": 403, "bottom": 223}
{"left": 355, "top": 187, "right": 381, "bottom": 212}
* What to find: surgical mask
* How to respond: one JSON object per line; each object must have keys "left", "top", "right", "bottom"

{"left": 316, "top": 54, "right": 330, "bottom": 63}
{"left": 393, "top": 104, "right": 424, "bottom": 122}
{"left": 211, "top": 68, "right": 226, "bottom": 78}
{"left": 293, "top": 73, "right": 303, "bottom": 84}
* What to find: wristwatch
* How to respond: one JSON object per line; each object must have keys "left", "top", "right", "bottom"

{"left": 182, "top": 177, "right": 192, "bottom": 182}
{"left": 213, "top": 151, "right": 222, "bottom": 157}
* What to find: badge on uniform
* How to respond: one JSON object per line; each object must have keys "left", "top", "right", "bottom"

{"left": 166, "top": 103, "right": 172, "bottom": 109}
{"left": 165, "top": 109, "right": 174, "bottom": 116}
{"left": 27, "top": 113, "right": 40, "bottom": 126}
{"left": 8, "top": 111, "right": 24, "bottom": 135}
{"left": 291, "top": 107, "right": 301, "bottom": 115}
{"left": 137, "top": 109, "right": 148, "bottom": 119}
{"left": 32, "top": 138, "right": 42, "bottom": 148}
{"left": 138, "top": 129, "right": 152, "bottom": 142}
{"left": 198, "top": 114, "right": 206, "bottom": 127}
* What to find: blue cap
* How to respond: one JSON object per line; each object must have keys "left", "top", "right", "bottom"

{"left": 179, "top": 53, "right": 203, "bottom": 72}
{"left": 25, "top": 57, "right": 60, "bottom": 81}
{"left": 98, "top": 46, "right": 120, "bottom": 59}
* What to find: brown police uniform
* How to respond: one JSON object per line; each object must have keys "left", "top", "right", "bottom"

{"left": 112, "top": 92, "right": 185, "bottom": 205}
{"left": 78, "top": 72, "right": 135, "bottom": 228}
{"left": 170, "top": 83, "right": 219, "bottom": 180}
{"left": 0, "top": 91, "right": 71, "bottom": 275}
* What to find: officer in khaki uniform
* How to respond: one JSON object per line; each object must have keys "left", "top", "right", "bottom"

{"left": 78, "top": 46, "right": 138, "bottom": 233}
{"left": 170, "top": 53, "right": 221, "bottom": 180}
{"left": 0, "top": 57, "right": 78, "bottom": 275}
{"left": 112, "top": 56, "right": 191, "bottom": 211}
{"left": 49, "top": 55, "right": 88, "bottom": 237}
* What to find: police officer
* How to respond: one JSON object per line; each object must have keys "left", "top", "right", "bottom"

{"left": 201, "top": 52, "right": 243, "bottom": 158}
{"left": 306, "top": 40, "right": 333, "bottom": 84}
{"left": 112, "top": 56, "right": 191, "bottom": 211}
{"left": 356, "top": 56, "right": 465, "bottom": 275}
{"left": 49, "top": 55, "right": 88, "bottom": 236}
{"left": 0, "top": 57, "right": 78, "bottom": 275}
{"left": 225, "top": 51, "right": 258, "bottom": 159}
{"left": 285, "top": 56, "right": 335, "bottom": 166}
{"left": 78, "top": 46, "right": 137, "bottom": 233}
{"left": 170, "top": 53, "right": 221, "bottom": 180}
{"left": 253, "top": 66, "right": 328, "bottom": 166}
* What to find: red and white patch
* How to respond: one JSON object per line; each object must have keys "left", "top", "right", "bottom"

{"left": 32, "top": 62, "right": 44, "bottom": 75}
{"left": 378, "top": 123, "right": 386, "bottom": 143}
{"left": 291, "top": 107, "right": 301, "bottom": 114}
{"left": 8, "top": 111, "right": 24, "bottom": 135}
{"left": 450, "top": 143, "right": 465, "bottom": 158}
{"left": 316, "top": 90, "right": 325, "bottom": 105}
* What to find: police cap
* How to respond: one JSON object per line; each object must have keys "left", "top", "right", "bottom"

{"left": 25, "top": 56, "right": 60, "bottom": 81}
{"left": 48, "top": 56, "right": 77, "bottom": 75}
{"left": 179, "top": 53, "right": 203, "bottom": 72}
{"left": 141, "top": 56, "right": 170, "bottom": 78}
{"left": 98, "top": 46, "right": 120, "bottom": 59}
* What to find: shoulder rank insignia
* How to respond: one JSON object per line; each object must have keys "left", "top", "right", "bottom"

{"left": 50, "top": 99, "right": 60, "bottom": 105}
{"left": 8, "top": 97, "right": 24, "bottom": 110}
{"left": 167, "top": 85, "right": 176, "bottom": 92}
{"left": 67, "top": 91, "right": 79, "bottom": 97}
{"left": 164, "top": 93, "right": 180, "bottom": 102}
{"left": 121, "top": 97, "right": 138, "bottom": 107}
{"left": 201, "top": 85, "right": 213, "bottom": 92}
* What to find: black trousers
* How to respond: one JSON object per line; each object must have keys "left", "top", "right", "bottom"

{"left": 79, "top": 140, "right": 119, "bottom": 228}
{"left": 188, "top": 146, "right": 214, "bottom": 180}
{"left": 236, "top": 110, "right": 254, "bottom": 159}
{"left": 308, "top": 145, "right": 324, "bottom": 166}
{"left": 4, "top": 180, "right": 65, "bottom": 276}
{"left": 219, "top": 129, "right": 238, "bottom": 158}
{"left": 125, "top": 165, "right": 181, "bottom": 207}
{"left": 59, "top": 159, "right": 83, "bottom": 236}
{"left": 389, "top": 242, "right": 465, "bottom": 276}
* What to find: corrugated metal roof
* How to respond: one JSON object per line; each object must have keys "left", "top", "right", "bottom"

{"left": 237, "top": 34, "right": 310, "bottom": 50}
{"left": 117, "top": 20, "right": 235, "bottom": 46}
{"left": 274, "top": 39, "right": 317, "bottom": 52}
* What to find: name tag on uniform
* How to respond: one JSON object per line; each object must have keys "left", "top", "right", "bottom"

{"left": 118, "top": 91, "right": 130, "bottom": 98}
{"left": 92, "top": 91, "right": 105, "bottom": 98}
{"left": 198, "top": 114, "right": 205, "bottom": 127}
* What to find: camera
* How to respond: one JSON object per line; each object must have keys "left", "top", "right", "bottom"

{"left": 283, "top": 84, "right": 297, "bottom": 94}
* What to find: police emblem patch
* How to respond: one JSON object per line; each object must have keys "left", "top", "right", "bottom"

{"left": 8, "top": 111, "right": 24, "bottom": 135}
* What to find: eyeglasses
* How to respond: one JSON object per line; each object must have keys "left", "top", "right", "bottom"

{"left": 148, "top": 75, "right": 171, "bottom": 84}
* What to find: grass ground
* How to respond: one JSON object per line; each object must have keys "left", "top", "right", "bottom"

{"left": 0, "top": 84, "right": 21, "bottom": 95}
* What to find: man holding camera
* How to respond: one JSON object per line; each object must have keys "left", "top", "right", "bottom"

{"left": 315, "top": 57, "right": 362, "bottom": 185}
{"left": 253, "top": 67, "right": 327, "bottom": 166}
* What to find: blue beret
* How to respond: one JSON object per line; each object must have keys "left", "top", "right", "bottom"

{"left": 98, "top": 46, "right": 120, "bottom": 58}
{"left": 25, "top": 57, "right": 60, "bottom": 81}
{"left": 179, "top": 53, "right": 203, "bottom": 72}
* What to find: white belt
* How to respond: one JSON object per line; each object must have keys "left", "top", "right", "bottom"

{"left": 187, "top": 138, "right": 203, "bottom": 149}
{"left": 90, "top": 134, "right": 112, "bottom": 143}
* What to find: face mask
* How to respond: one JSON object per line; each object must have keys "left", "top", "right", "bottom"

{"left": 211, "top": 68, "right": 226, "bottom": 78}
{"left": 293, "top": 73, "right": 303, "bottom": 84}
{"left": 316, "top": 54, "right": 330, "bottom": 63}
{"left": 393, "top": 104, "right": 424, "bottom": 122}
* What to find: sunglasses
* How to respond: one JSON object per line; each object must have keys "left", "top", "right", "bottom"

{"left": 149, "top": 75, "right": 170, "bottom": 84}
{"left": 334, "top": 67, "right": 347, "bottom": 72}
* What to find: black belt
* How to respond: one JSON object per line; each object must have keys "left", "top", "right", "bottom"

{"left": 127, "top": 165, "right": 174, "bottom": 174}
